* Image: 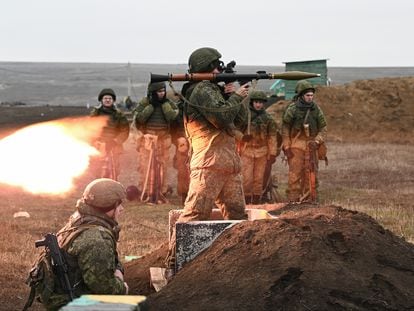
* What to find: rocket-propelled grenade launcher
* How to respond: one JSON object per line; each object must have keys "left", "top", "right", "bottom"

{"left": 150, "top": 71, "right": 320, "bottom": 84}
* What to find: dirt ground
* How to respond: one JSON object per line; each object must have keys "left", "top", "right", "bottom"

{"left": 126, "top": 205, "right": 414, "bottom": 311}
{"left": 1, "top": 76, "right": 414, "bottom": 310}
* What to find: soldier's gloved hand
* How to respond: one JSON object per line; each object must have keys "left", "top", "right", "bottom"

{"left": 268, "top": 154, "right": 277, "bottom": 164}
{"left": 308, "top": 141, "right": 319, "bottom": 150}
{"left": 242, "top": 134, "right": 253, "bottom": 142}
{"left": 284, "top": 148, "right": 294, "bottom": 159}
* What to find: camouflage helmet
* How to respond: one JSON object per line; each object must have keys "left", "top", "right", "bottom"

{"left": 148, "top": 82, "right": 166, "bottom": 92}
{"left": 295, "top": 80, "right": 316, "bottom": 95}
{"left": 83, "top": 178, "right": 126, "bottom": 212}
{"left": 98, "top": 88, "right": 116, "bottom": 102}
{"left": 249, "top": 90, "right": 268, "bottom": 102}
{"left": 188, "top": 47, "right": 222, "bottom": 73}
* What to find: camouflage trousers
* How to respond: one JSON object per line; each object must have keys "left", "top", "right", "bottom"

{"left": 241, "top": 154, "right": 267, "bottom": 197}
{"left": 136, "top": 135, "right": 172, "bottom": 194}
{"left": 286, "top": 148, "right": 319, "bottom": 201}
{"left": 165, "top": 168, "right": 247, "bottom": 269}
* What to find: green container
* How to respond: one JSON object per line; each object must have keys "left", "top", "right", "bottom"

{"left": 284, "top": 59, "right": 328, "bottom": 100}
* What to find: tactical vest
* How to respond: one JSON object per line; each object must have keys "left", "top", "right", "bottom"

{"left": 289, "top": 102, "right": 321, "bottom": 138}
{"left": 145, "top": 104, "right": 169, "bottom": 132}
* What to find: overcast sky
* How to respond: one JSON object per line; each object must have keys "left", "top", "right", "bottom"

{"left": 1, "top": 0, "right": 413, "bottom": 67}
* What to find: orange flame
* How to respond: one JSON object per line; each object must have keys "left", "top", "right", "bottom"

{"left": 0, "top": 116, "right": 108, "bottom": 195}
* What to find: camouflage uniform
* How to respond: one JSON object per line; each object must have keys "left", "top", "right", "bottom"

{"left": 133, "top": 82, "right": 179, "bottom": 195}
{"left": 178, "top": 80, "right": 248, "bottom": 221}
{"left": 165, "top": 47, "right": 249, "bottom": 272}
{"left": 240, "top": 93, "right": 279, "bottom": 203}
{"left": 281, "top": 81, "right": 327, "bottom": 201}
{"left": 90, "top": 96, "right": 130, "bottom": 180}
{"left": 44, "top": 200, "right": 126, "bottom": 310}
{"left": 171, "top": 100, "right": 190, "bottom": 204}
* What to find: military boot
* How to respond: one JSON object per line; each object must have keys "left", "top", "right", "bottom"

{"left": 245, "top": 195, "right": 252, "bottom": 204}
{"left": 252, "top": 195, "right": 261, "bottom": 205}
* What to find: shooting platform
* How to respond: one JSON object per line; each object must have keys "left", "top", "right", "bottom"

{"left": 170, "top": 208, "right": 276, "bottom": 271}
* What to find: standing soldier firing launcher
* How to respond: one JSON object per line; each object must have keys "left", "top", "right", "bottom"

{"left": 165, "top": 47, "right": 250, "bottom": 274}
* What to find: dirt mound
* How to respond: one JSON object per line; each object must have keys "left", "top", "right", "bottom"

{"left": 267, "top": 76, "right": 414, "bottom": 144}
{"left": 127, "top": 205, "right": 414, "bottom": 311}
{"left": 124, "top": 243, "right": 169, "bottom": 296}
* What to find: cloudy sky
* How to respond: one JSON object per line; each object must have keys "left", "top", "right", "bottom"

{"left": 1, "top": 0, "right": 412, "bottom": 66}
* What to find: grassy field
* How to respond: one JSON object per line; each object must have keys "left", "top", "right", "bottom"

{"left": 0, "top": 142, "right": 413, "bottom": 311}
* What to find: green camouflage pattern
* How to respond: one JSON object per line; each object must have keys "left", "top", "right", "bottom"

{"left": 188, "top": 47, "right": 222, "bottom": 73}
{"left": 44, "top": 202, "right": 126, "bottom": 310}
{"left": 281, "top": 101, "right": 327, "bottom": 150}
{"left": 242, "top": 109, "right": 278, "bottom": 158}
{"left": 148, "top": 82, "right": 166, "bottom": 92}
{"left": 90, "top": 105, "right": 130, "bottom": 146}
{"left": 281, "top": 98, "right": 327, "bottom": 202}
{"left": 133, "top": 97, "right": 179, "bottom": 126}
{"left": 295, "top": 80, "right": 315, "bottom": 95}
{"left": 179, "top": 80, "right": 247, "bottom": 217}
{"left": 185, "top": 80, "right": 247, "bottom": 171}
{"left": 240, "top": 108, "right": 279, "bottom": 197}
{"left": 249, "top": 90, "right": 268, "bottom": 102}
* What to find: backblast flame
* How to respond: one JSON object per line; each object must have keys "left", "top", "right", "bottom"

{"left": 0, "top": 116, "right": 108, "bottom": 195}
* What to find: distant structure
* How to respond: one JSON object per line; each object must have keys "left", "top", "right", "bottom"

{"left": 283, "top": 59, "right": 329, "bottom": 100}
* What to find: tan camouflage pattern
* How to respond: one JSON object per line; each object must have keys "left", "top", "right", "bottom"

{"left": 165, "top": 80, "right": 248, "bottom": 268}
{"left": 240, "top": 108, "right": 279, "bottom": 196}
{"left": 136, "top": 133, "right": 172, "bottom": 194}
{"left": 241, "top": 154, "right": 268, "bottom": 196}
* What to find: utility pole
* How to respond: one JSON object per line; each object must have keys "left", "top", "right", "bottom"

{"left": 127, "top": 62, "right": 132, "bottom": 98}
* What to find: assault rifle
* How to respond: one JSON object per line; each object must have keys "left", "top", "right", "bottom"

{"left": 150, "top": 71, "right": 320, "bottom": 84}
{"left": 35, "top": 233, "right": 75, "bottom": 301}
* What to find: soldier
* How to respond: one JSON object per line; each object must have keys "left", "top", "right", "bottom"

{"left": 170, "top": 97, "right": 190, "bottom": 204}
{"left": 90, "top": 88, "right": 130, "bottom": 180}
{"left": 165, "top": 47, "right": 250, "bottom": 273}
{"left": 281, "top": 80, "right": 327, "bottom": 202}
{"left": 40, "top": 178, "right": 129, "bottom": 310}
{"left": 239, "top": 90, "right": 279, "bottom": 204}
{"left": 132, "top": 82, "right": 179, "bottom": 199}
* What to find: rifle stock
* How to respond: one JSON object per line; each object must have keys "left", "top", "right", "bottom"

{"left": 35, "top": 233, "right": 75, "bottom": 301}
{"left": 150, "top": 71, "right": 320, "bottom": 84}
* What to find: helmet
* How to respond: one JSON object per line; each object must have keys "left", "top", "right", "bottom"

{"left": 148, "top": 82, "right": 166, "bottom": 92}
{"left": 98, "top": 88, "right": 116, "bottom": 102}
{"left": 188, "top": 47, "right": 222, "bottom": 73}
{"left": 249, "top": 90, "right": 268, "bottom": 102}
{"left": 295, "top": 80, "right": 315, "bottom": 95}
{"left": 126, "top": 185, "right": 141, "bottom": 201}
{"left": 83, "top": 178, "right": 126, "bottom": 212}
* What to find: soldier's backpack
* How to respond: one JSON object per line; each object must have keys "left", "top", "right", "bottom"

{"left": 22, "top": 225, "right": 99, "bottom": 311}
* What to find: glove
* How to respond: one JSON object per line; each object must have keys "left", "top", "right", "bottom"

{"left": 308, "top": 141, "right": 319, "bottom": 150}
{"left": 241, "top": 134, "right": 253, "bottom": 142}
{"left": 268, "top": 154, "right": 277, "bottom": 164}
{"left": 283, "top": 148, "right": 294, "bottom": 159}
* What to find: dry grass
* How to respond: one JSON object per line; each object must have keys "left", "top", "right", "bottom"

{"left": 0, "top": 141, "right": 413, "bottom": 310}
